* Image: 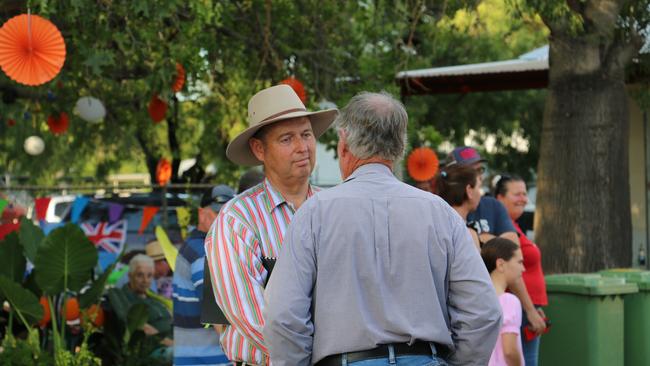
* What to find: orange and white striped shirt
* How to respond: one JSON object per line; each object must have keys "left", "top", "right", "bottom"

{"left": 205, "top": 179, "right": 318, "bottom": 365}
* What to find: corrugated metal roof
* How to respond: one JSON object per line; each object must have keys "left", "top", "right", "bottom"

{"left": 396, "top": 46, "right": 549, "bottom": 79}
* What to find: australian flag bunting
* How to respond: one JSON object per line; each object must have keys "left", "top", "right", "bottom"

{"left": 81, "top": 220, "right": 127, "bottom": 253}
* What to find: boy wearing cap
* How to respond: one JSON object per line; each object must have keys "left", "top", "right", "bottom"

{"left": 204, "top": 85, "right": 337, "bottom": 365}
{"left": 172, "top": 185, "right": 235, "bottom": 366}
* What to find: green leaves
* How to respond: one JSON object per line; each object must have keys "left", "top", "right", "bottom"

{"left": 18, "top": 217, "right": 45, "bottom": 263}
{"left": 34, "top": 224, "right": 98, "bottom": 295}
{"left": 0, "top": 276, "right": 43, "bottom": 325}
{"left": 0, "top": 232, "right": 26, "bottom": 283}
{"left": 125, "top": 303, "right": 149, "bottom": 343}
{"left": 80, "top": 262, "right": 116, "bottom": 308}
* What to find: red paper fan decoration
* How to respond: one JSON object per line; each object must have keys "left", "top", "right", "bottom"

{"left": 156, "top": 158, "right": 172, "bottom": 185}
{"left": 47, "top": 111, "right": 69, "bottom": 135}
{"left": 407, "top": 147, "right": 439, "bottom": 182}
{"left": 280, "top": 77, "right": 307, "bottom": 103}
{"left": 172, "top": 63, "right": 185, "bottom": 92}
{"left": 148, "top": 95, "right": 167, "bottom": 123}
{"left": 0, "top": 14, "right": 66, "bottom": 86}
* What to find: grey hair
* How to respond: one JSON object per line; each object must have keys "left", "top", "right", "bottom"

{"left": 334, "top": 91, "right": 408, "bottom": 161}
{"left": 129, "top": 254, "right": 154, "bottom": 273}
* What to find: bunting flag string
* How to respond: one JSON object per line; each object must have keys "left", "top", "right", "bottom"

{"left": 175, "top": 207, "right": 190, "bottom": 239}
{"left": 138, "top": 206, "right": 159, "bottom": 234}
{"left": 70, "top": 196, "right": 90, "bottom": 223}
{"left": 108, "top": 203, "right": 125, "bottom": 223}
{"left": 80, "top": 220, "right": 127, "bottom": 253}
{"left": 33, "top": 197, "right": 51, "bottom": 221}
{"left": 155, "top": 226, "right": 178, "bottom": 272}
{"left": 0, "top": 198, "right": 7, "bottom": 217}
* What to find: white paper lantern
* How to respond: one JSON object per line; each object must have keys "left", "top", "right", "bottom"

{"left": 318, "top": 99, "right": 337, "bottom": 110}
{"left": 24, "top": 136, "right": 45, "bottom": 155}
{"left": 73, "top": 96, "right": 106, "bottom": 123}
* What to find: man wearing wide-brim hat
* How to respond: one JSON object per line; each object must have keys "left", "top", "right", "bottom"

{"left": 205, "top": 84, "right": 337, "bottom": 365}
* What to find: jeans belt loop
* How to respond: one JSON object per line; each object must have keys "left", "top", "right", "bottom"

{"left": 388, "top": 344, "right": 396, "bottom": 364}
{"left": 341, "top": 353, "right": 348, "bottom": 366}
{"left": 429, "top": 342, "right": 438, "bottom": 356}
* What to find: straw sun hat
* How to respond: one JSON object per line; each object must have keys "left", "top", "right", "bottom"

{"left": 226, "top": 84, "right": 338, "bottom": 166}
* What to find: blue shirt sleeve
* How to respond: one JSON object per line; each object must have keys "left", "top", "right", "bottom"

{"left": 491, "top": 198, "right": 516, "bottom": 235}
{"left": 190, "top": 256, "right": 205, "bottom": 302}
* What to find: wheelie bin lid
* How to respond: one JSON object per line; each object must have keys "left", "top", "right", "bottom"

{"left": 545, "top": 273, "right": 638, "bottom": 295}
{"left": 600, "top": 268, "right": 650, "bottom": 290}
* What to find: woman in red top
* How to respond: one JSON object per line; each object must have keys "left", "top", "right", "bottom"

{"left": 495, "top": 175, "right": 548, "bottom": 366}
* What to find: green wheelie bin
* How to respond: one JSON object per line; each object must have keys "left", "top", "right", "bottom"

{"left": 600, "top": 269, "right": 650, "bottom": 366}
{"left": 539, "top": 274, "right": 638, "bottom": 366}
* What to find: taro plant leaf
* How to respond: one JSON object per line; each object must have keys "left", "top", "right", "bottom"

{"left": 0, "top": 275, "right": 43, "bottom": 325}
{"left": 125, "top": 303, "right": 149, "bottom": 344}
{"left": 23, "top": 270, "right": 42, "bottom": 298}
{"left": 19, "top": 217, "right": 45, "bottom": 262}
{"left": 34, "top": 224, "right": 98, "bottom": 295}
{"left": 0, "top": 232, "right": 26, "bottom": 283}
{"left": 107, "top": 287, "right": 129, "bottom": 321}
{"left": 80, "top": 261, "right": 116, "bottom": 308}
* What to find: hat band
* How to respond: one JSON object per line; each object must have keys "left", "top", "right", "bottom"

{"left": 259, "top": 108, "right": 307, "bottom": 123}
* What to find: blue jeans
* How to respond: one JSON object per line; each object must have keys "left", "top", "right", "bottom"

{"left": 521, "top": 307, "right": 542, "bottom": 366}
{"left": 349, "top": 355, "right": 447, "bottom": 366}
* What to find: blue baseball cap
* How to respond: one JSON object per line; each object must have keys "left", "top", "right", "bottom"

{"left": 446, "top": 146, "right": 486, "bottom": 166}
{"left": 201, "top": 185, "right": 235, "bottom": 211}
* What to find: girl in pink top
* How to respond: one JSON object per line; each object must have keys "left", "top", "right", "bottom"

{"left": 482, "top": 238, "right": 525, "bottom": 366}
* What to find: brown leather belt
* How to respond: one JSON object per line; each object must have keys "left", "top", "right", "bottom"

{"left": 316, "top": 342, "right": 441, "bottom": 366}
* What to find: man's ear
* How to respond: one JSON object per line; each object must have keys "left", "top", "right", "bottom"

{"left": 249, "top": 138, "right": 265, "bottom": 163}
{"left": 337, "top": 130, "right": 349, "bottom": 158}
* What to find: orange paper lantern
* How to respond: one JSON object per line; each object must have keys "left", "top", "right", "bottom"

{"left": 407, "top": 147, "right": 439, "bottom": 182}
{"left": 279, "top": 77, "right": 307, "bottom": 103}
{"left": 0, "top": 13, "right": 66, "bottom": 86}
{"left": 156, "top": 158, "right": 172, "bottom": 185}
{"left": 172, "top": 63, "right": 185, "bottom": 92}
{"left": 148, "top": 95, "right": 167, "bottom": 123}
{"left": 62, "top": 297, "right": 80, "bottom": 321}
{"left": 47, "top": 111, "right": 69, "bottom": 134}
{"left": 38, "top": 296, "right": 51, "bottom": 327}
{"left": 81, "top": 304, "right": 105, "bottom": 327}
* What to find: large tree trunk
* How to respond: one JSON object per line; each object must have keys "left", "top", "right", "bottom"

{"left": 535, "top": 4, "right": 638, "bottom": 272}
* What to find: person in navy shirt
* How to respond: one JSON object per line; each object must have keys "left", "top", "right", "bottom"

{"left": 446, "top": 146, "right": 547, "bottom": 336}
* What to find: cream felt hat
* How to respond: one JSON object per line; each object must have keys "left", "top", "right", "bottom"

{"left": 226, "top": 84, "right": 338, "bottom": 166}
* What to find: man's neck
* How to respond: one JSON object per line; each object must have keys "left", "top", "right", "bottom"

{"left": 266, "top": 175, "right": 310, "bottom": 210}
{"left": 454, "top": 205, "right": 469, "bottom": 220}
{"left": 343, "top": 158, "right": 392, "bottom": 180}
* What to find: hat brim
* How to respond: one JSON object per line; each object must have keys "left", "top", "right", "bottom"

{"left": 444, "top": 157, "right": 487, "bottom": 167}
{"left": 226, "top": 109, "right": 338, "bottom": 166}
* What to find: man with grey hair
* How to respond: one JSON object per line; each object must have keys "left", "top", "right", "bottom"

{"left": 264, "top": 92, "right": 501, "bottom": 366}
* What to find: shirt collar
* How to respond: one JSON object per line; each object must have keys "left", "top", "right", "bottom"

{"left": 262, "top": 178, "right": 316, "bottom": 213}
{"left": 344, "top": 163, "right": 393, "bottom": 182}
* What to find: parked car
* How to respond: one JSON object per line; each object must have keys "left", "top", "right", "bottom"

{"left": 45, "top": 195, "right": 76, "bottom": 223}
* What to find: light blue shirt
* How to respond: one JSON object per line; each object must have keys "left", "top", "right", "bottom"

{"left": 264, "top": 163, "right": 502, "bottom": 365}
